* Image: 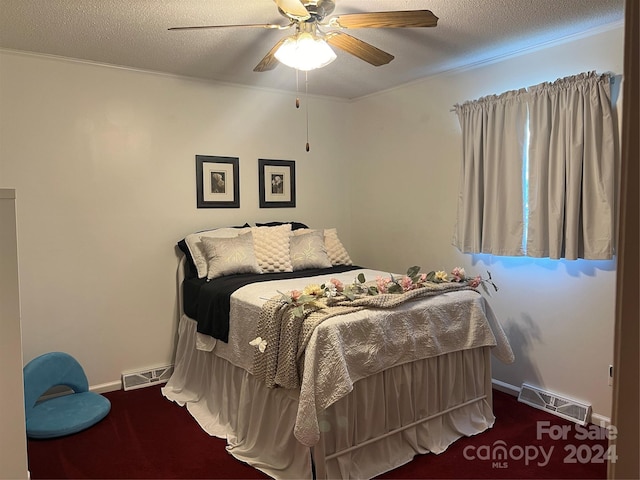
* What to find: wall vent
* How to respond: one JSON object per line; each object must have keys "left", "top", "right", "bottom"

{"left": 518, "top": 383, "right": 591, "bottom": 425}
{"left": 121, "top": 365, "right": 174, "bottom": 391}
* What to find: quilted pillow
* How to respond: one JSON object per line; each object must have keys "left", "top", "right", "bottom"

{"left": 184, "top": 226, "right": 251, "bottom": 278}
{"left": 200, "top": 232, "right": 261, "bottom": 280}
{"left": 324, "top": 228, "right": 353, "bottom": 266}
{"left": 251, "top": 224, "right": 293, "bottom": 273}
{"left": 290, "top": 230, "right": 332, "bottom": 271}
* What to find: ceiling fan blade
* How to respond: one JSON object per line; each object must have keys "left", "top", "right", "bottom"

{"left": 273, "top": 0, "right": 311, "bottom": 19}
{"left": 254, "top": 38, "right": 288, "bottom": 72}
{"left": 330, "top": 10, "right": 438, "bottom": 29}
{"left": 169, "top": 23, "right": 287, "bottom": 31}
{"left": 325, "top": 32, "right": 394, "bottom": 66}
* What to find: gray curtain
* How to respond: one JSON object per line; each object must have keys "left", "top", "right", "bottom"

{"left": 454, "top": 72, "right": 617, "bottom": 260}
{"left": 527, "top": 72, "right": 616, "bottom": 260}
{"left": 453, "top": 89, "right": 528, "bottom": 256}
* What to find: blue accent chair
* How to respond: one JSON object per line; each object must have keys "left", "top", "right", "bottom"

{"left": 23, "top": 352, "right": 111, "bottom": 439}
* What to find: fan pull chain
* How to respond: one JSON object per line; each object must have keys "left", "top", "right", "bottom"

{"left": 305, "top": 71, "right": 310, "bottom": 152}
{"left": 293, "top": 70, "right": 310, "bottom": 152}
{"left": 295, "top": 69, "right": 300, "bottom": 109}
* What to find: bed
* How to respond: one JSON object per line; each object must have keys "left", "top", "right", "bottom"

{"left": 162, "top": 223, "right": 514, "bottom": 479}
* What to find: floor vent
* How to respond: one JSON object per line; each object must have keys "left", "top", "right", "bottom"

{"left": 518, "top": 383, "right": 591, "bottom": 425}
{"left": 122, "top": 365, "right": 174, "bottom": 391}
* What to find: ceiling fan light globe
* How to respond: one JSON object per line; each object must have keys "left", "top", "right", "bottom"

{"left": 275, "top": 32, "right": 336, "bottom": 71}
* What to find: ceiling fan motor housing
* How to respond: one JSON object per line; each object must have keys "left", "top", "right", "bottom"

{"left": 279, "top": 0, "right": 335, "bottom": 22}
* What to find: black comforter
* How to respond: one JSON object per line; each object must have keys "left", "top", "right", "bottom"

{"left": 183, "top": 265, "right": 361, "bottom": 342}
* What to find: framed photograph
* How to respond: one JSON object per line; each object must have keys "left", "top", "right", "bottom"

{"left": 196, "top": 155, "right": 240, "bottom": 208}
{"left": 258, "top": 159, "right": 296, "bottom": 208}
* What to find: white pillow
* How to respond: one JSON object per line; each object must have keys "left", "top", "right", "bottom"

{"left": 290, "top": 230, "right": 332, "bottom": 270}
{"left": 251, "top": 224, "right": 293, "bottom": 273}
{"left": 324, "top": 228, "right": 353, "bottom": 265}
{"left": 200, "top": 232, "right": 261, "bottom": 280}
{"left": 294, "top": 227, "right": 353, "bottom": 266}
{"left": 184, "top": 227, "right": 250, "bottom": 278}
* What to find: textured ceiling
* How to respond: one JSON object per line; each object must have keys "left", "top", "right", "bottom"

{"left": 0, "top": 0, "right": 625, "bottom": 99}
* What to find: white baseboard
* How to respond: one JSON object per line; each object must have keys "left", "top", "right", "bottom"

{"left": 492, "top": 378, "right": 520, "bottom": 396}
{"left": 492, "top": 378, "right": 611, "bottom": 426}
{"left": 590, "top": 412, "right": 611, "bottom": 428}
{"left": 90, "top": 380, "right": 122, "bottom": 394}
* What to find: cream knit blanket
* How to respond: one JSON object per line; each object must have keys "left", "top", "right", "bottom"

{"left": 252, "top": 282, "right": 476, "bottom": 390}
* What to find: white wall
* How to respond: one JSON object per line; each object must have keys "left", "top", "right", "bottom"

{"left": 0, "top": 51, "right": 354, "bottom": 389}
{"left": 348, "top": 25, "right": 624, "bottom": 421}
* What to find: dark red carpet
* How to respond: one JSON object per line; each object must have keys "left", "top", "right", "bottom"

{"left": 27, "top": 386, "right": 609, "bottom": 479}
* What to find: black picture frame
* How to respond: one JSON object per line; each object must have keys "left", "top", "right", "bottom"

{"left": 258, "top": 159, "right": 296, "bottom": 208}
{"left": 196, "top": 155, "right": 240, "bottom": 208}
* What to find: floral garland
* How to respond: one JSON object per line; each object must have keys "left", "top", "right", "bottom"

{"left": 274, "top": 266, "right": 498, "bottom": 319}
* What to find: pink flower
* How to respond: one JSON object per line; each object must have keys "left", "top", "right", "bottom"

{"left": 329, "top": 278, "right": 344, "bottom": 292}
{"left": 290, "top": 290, "right": 302, "bottom": 301}
{"left": 400, "top": 276, "right": 415, "bottom": 292}
{"left": 451, "top": 267, "right": 466, "bottom": 282}
{"left": 469, "top": 275, "right": 481, "bottom": 288}
{"left": 419, "top": 273, "right": 427, "bottom": 283}
{"left": 376, "top": 276, "right": 390, "bottom": 293}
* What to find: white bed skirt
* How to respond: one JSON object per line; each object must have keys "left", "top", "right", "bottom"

{"left": 162, "top": 315, "right": 495, "bottom": 479}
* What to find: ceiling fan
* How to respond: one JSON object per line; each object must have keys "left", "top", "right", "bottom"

{"left": 169, "top": 0, "right": 438, "bottom": 72}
